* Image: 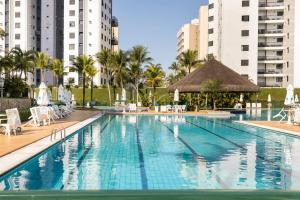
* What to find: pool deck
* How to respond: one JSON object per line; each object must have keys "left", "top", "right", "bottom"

{"left": 237, "top": 121, "right": 300, "bottom": 136}
{"left": 0, "top": 110, "right": 101, "bottom": 158}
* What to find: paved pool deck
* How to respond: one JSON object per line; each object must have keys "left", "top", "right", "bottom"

{"left": 0, "top": 110, "right": 101, "bottom": 158}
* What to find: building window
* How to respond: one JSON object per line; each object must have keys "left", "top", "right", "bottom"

{"left": 241, "top": 60, "right": 249, "bottom": 66}
{"left": 69, "top": 10, "right": 75, "bottom": 16}
{"left": 208, "top": 3, "right": 214, "bottom": 9}
{"left": 69, "top": 32, "right": 75, "bottom": 39}
{"left": 241, "top": 30, "right": 249, "bottom": 36}
{"left": 241, "top": 15, "right": 249, "bottom": 22}
{"left": 69, "top": 44, "right": 75, "bottom": 50}
{"left": 242, "top": 45, "right": 249, "bottom": 51}
{"left": 15, "top": 12, "right": 21, "bottom": 18}
{"left": 69, "top": 21, "right": 75, "bottom": 27}
{"left": 208, "top": 41, "right": 214, "bottom": 47}
{"left": 242, "top": 1, "right": 250, "bottom": 7}
{"left": 15, "top": 23, "right": 21, "bottom": 28}
{"left": 276, "top": 77, "right": 283, "bottom": 82}
{"left": 15, "top": 34, "right": 21, "bottom": 40}
{"left": 69, "top": 55, "right": 75, "bottom": 62}
{"left": 15, "top": 1, "right": 20, "bottom": 7}
{"left": 208, "top": 16, "right": 214, "bottom": 22}
{"left": 69, "top": 0, "right": 75, "bottom": 5}
{"left": 208, "top": 28, "right": 214, "bottom": 34}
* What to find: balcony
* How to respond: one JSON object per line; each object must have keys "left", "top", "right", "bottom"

{"left": 258, "top": 29, "right": 283, "bottom": 34}
{"left": 258, "top": 42, "right": 283, "bottom": 48}
{"left": 258, "top": 56, "right": 283, "bottom": 61}
{"left": 258, "top": 82, "right": 283, "bottom": 87}
{"left": 258, "top": 15, "right": 284, "bottom": 24}
{"left": 259, "top": 2, "right": 285, "bottom": 10}
{"left": 111, "top": 37, "right": 118, "bottom": 45}
{"left": 257, "top": 69, "right": 284, "bottom": 77}
{"left": 112, "top": 16, "right": 119, "bottom": 27}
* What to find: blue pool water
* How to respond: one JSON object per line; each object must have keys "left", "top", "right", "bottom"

{"left": 1, "top": 114, "right": 300, "bottom": 190}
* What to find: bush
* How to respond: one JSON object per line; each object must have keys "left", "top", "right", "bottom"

{"left": 4, "top": 77, "right": 29, "bottom": 98}
{"left": 19, "top": 108, "right": 31, "bottom": 122}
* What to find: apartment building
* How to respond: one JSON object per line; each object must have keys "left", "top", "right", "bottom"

{"left": 176, "top": 19, "right": 199, "bottom": 58}
{"left": 0, "top": 1, "right": 5, "bottom": 56}
{"left": 198, "top": 6, "right": 209, "bottom": 60}
{"left": 112, "top": 16, "right": 119, "bottom": 52}
{"left": 63, "top": 0, "right": 113, "bottom": 86}
{"left": 207, "top": 0, "right": 300, "bottom": 88}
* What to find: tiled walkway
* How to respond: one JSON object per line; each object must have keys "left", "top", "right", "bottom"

{"left": 0, "top": 110, "right": 100, "bottom": 157}
{"left": 249, "top": 121, "right": 300, "bottom": 134}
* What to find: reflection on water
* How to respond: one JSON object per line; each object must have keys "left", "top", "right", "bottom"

{"left": 0, "top": 114, "right": 300, "bottom": 190}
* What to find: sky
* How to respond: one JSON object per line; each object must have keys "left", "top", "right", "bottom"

{"left": 113, "top": 0, "right": 208, "bottom": 72}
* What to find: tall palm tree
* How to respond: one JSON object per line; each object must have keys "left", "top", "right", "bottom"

{"left": 85, "top": 65, "right": 97, "bottom": 108}
{"left": 129, "top": 45, "right": 152, "bottom": 103}
{"left": 179, "top": 50, "right": 200, "bottom": 74}
{"left": 50, "top": 59, "right": 64, "bottom": 100}
{"left": 34, "top": 52, "right": 50, "bottom": 82}
{"left": 96, "top": 49, "right": 113, "bottom": 106}
{"left": 72, "top": 55, "right": 95, "bottom": 107}
{"left": 144, "top": 63, "right": 165, "bottom": 92}
{"left": 111, "top": 50, "right": 129, "bottom": 90}
{"left": 169, "top": 61, "right": 180, "bottom": 76}
{"left": 9, "top": 47, "right": 35, "bottom": 81}
{"left": 0, "top": 55, "right": 14, "bottom": 78}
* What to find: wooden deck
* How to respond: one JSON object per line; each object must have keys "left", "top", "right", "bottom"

{"left": 0, "top": 110, "right": 100, "bottom": 157}
{"left": 248, "top": 121, "right": 300, "bottom": 135}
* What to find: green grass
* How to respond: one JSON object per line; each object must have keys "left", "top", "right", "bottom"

{"left": 0, "top": 190, "right": 300, "bottom": 200}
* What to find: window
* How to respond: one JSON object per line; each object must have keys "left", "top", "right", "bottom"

{"left": 15, "top": 1, "right": 20, "bottom": 6}
{"left": 287, "top": 61, "right": 289, "bottom": 68}
{"left": 277, "top": 11, "right": 284, "bottom": 16}
{"left": 277, "top": 38, "right": 283, "bottom": 42}
{"left": 242, "top": 1, "right": 250, "bottom": 7}
{"left": 242, "top": 45, "right": 249, "bottom": 51}
{"left": 69, "top": 44, "right": 75, "bottom": 50}
{"left": 241, "top": 30, "right": 249, "bottom": 36}
{"left": 208, "top": 41, "right": 214, "bottom": 47}
{"left": 69, "top": 55, "right": 75, "bottom": 62}
{"left": 277, "top": 51, "right": 283, "bottom": 56}
{"left": 69, "top": 10, "right": 75, "bottom": 16}
{"left": 15, "top": 23, "right": 20, "bottom": 28}
{"left": 241, "top": 60, "right": 249, "bottom": 66}
{"left": 69, "top": 0, "right": 75, "bottom": 5}
{"left": 276, "top": 77, "right": 283, "bottom": 82}
{"left": 276, "top": 64, "right": 283, "bottom": 69}
{"left": 69, "top": 32, "right": 75, "bottom": 39}
{"left": 242, "top": 15, "right": 249, "bottom": 21}
{"left": 208, "top": 16, "right": 214, "bottom": 22}
{"left": 208, "top": 28, "right": 214, "bottom": 34}
{"left": 15, "top": 12, "right": 20, "bottom": 18}
{"left": 69, "top": 21, "right": 75, "bottom": 27}
{"left": 15, "top": 34, "right": 20, "bottom": 40}
{"left": 208, "top": 3, "right": 214, "bottom": 9}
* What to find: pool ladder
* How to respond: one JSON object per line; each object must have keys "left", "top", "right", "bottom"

{"left": 50, "top": 128, "right": 66, "bottom": 141}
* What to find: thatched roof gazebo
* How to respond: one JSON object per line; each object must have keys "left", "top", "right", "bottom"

{"left": 168, "top": 60, "right": 260, "bottom": 93}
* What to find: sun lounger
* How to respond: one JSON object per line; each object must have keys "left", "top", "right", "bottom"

{"left": 251, "top": 103, "right": 257, "bottom": 109}
{"left": 128, "top": 104, "right": 137, "bottom": 112}
{"left": 294, "top": 109, "right": 300, "bottom": 124}
{"left": 273, "top": 108, "right": 287, "bottom": 122}
{"left": 246, "top": 103, "right": 251, "bottom": 109}
{"left": 0, "top": 108, "right": 22, "bottom": 136}
{"left": 160, "top": 106, "right": 167, "bottom": 113}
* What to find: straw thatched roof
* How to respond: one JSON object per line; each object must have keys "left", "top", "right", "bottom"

{"left": 168, "top": 60, "right": 260, "bottom": 93}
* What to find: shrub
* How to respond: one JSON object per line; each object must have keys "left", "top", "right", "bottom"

{"left": 4, "top": 77, "right": 29, "bottom": 98}
{"left": 19, "top": 108, "right": 31, "bottom": 122}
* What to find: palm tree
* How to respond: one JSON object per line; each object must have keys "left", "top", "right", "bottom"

{"left": 85, "top": 65, "right": 97, "bottom": 108}
{"left": 111, "top": 50, "right": 129, "bottom": 90}
{"left": 203, "top": 80, "right": 223, "bottom": 110}
{"left": 10, "top": 47, "right": 35, "bottom": 81}
{"left": 129, "top": 45, "right": 152, "bottom": 103}
{"left": 0, "top": 55, "right": 14, "bottom": 78}
{"left": 179, "top": 50, "right": 200, "bottom": 74}
{"left": 144, "top": 63, "right": 165, "bottom": 92}
{"left": 72, "top": 55, "right": 95, "bottom": 107}
{"left": 96, "top": 49, "right": 113, "bottom": 106}
{"left": 169, "top": 61, "right": 180, "bottom": 76}
{"left": 50, "top": 59, "right": 64, "bottom": 100}
{"left": 34, "top": 52, "right": 50, "bottom": 82}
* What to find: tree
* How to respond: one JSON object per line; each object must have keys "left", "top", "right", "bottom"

{"left": 50, "top": 59, "right": 64, "bottom": 100}
{"left": 169, "top": 62, "right": 180, "bottom": 76}
{"left": 111, "top": 50, "right": 129, "bottom": 90}
{"left": 203, "top": 80, "right": 223, "bottom": 110}
{"left": 129, "top": 45, "right": 152, "bottom": 103}
{"left": 0, "top": 55, "right": 14, "bottom": 78}
{"left": 34, "top": 52, "right": 50, "bottom": 82}
{"left": 85, "top": 65, "right": 97, "bottom": 108}
{"left": 72, "top": 55, "right": 95, "bottom": 107}
{"left": 144, "top": 63, "right": 165, "bottom": 92}
{"left": 179, "top": 50, "right": 200, "bottom": 74}
{"left": 0, "top": 28, "right": 7, "bottom": 40}
{"left": 96, "top": 49, "right": 113, "bottom": 106}
{"left": 10, "top": 47, "right": 35, "bottom": 81}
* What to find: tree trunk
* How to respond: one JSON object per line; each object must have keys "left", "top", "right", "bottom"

{"left": 107, "top": 76, "right": 112, "bottom": 106}
{"left": 82, "top": 73, "right": 86, "bottom": 107}
{"left": 91, "top": 78, "right": 94, "bottom": 108}
{"left": 136, "top": 81, "right": 139, "bottom": 104}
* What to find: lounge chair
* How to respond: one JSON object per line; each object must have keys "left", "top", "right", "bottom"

{"left": 128, "top": 104, "right": 137, "bottom": 112}
{"left": 0, "top": 108, "right": 22, "bottom": 136}
{"left": 273, "top": 108, "right": 287, "bottom": 122}
{"left": 251, "top": 103, "right": 257, "bottom": 109}
{"left": 246, "top": 103, "right": 251, "bottom": 109}
{"left": 166, "top": 105, "right": 173, "bottom": 113}
{"left": 257, "top": 103, "right": 262, "bottom": 109}
{"left": 28, "top": 107, "right": 51, "bottom": 127}
{"left": 294, "top": 108, "right": 300, "bottom": 124}
{"left": 160, "top": 106, "right": 167, "bottom": 113}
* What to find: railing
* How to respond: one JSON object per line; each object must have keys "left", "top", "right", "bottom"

{"left": 258, "top": 42, "right": 283, "bottom": 47}
{"left": 257, "top": 69, "right": 283, "bottom": 74}
{"left": 259, "top": 2, "right": 284, "bottom": 7}
{"left": 259, "top": 16, "right": 284, "bottom": 21}
{"left": 258, "top": 29, "right": 283, "bottom": 34}
{"left": 258, "top": 56, "right": 283, "bottom": 61}
{"left": 50, "top": 128, "right": 66, "bottom": 141}
{"left": 258, "top": 83, "right": 283, "bottom": 87}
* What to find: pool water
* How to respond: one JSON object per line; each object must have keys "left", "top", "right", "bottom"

{"left": 1, "top": 114, "right": 300, "bottom": 190}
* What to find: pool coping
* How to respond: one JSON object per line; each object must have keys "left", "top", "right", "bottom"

{"left": 0, "top": 113, "right": 103, "bottom": 177}
{"left": 235, "top": 121, "right": 300, "bottom": 136}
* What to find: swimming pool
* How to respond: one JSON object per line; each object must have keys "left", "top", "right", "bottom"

{"left": 0, "top": 114, "right": 300, "bottom": 190}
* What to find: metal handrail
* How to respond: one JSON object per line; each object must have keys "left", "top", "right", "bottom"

{"left": 50, "top": 128, "right": 67, "bottom": 141}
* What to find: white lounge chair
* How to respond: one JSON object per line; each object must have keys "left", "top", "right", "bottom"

{"left": 294, "top": 108, "right": 300, "bottom": 124}
{"left": 0, "top": 108, "right": 22, "bottom": 136}
{"left": 246, "top": 103, "right": 251, "bottom": 109}
{"left": 160, "top": 106, "right": 167, "bottom": 113}
{"left": 128, "top": 104, "right": 137, "bottom": 112}
{"left": 28, "top": 107, "right": 51, "bottom": 127}
{"left": 257, "top": 103, "right": 262, "bottom": 109}
{"left": 273, "top": 108, "right": 287, "bottom": 122}
{"left": 251, "top": 103, "right": 257, "bottom": 109}
{"left": 166, "top": 105, "right": 173, "bottom": 113}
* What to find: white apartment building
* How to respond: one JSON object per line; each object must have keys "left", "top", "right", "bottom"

{"left": 0, "top": 0, "right": 5, "bottom": 56}
{"left": 198, "top": 6, "right": 209, "bottom": 60}
{"left": 176, "top": 19, "right": 199, "bottom": 58}
{"left": 63, "top": 0, "right": 112, "bottom": 86}
{"left": 208, "top": 0, "right": 300, "bottom": 88}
